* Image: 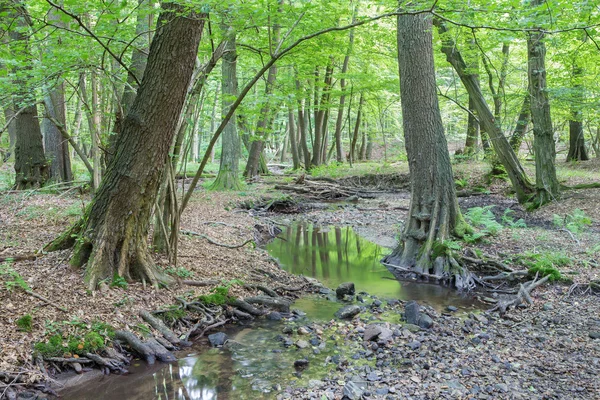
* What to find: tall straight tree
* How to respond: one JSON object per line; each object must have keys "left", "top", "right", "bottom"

{"left": 384, "top": 11, "right": 473, "bottom": 290}
{"left": 527, "top": 0, "right": 560, "bottom": 206}
{"left": 42, "top": 5, "right": 72, "bottom": 182}
{"left": 6, "top": 1, "right": 48, "bottom": 189}
{"left": 47, "top": 3, "right": 206, "bottom": 289}
{"left": 566, "top": 62, "right": 589, "bottom": 161}
{"left": 212, "top": 26, "right": 242, "bottom": 190}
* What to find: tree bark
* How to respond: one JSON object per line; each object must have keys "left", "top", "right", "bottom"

{"left": 3, "top": 106, "right": 17, "bottom": 157}
{"left": 435, "top": 20, "right": 534, "bottom": 203}
{"left": 384, "top": 11, "right": 472, "bottom": 290}
{"left": 295, "top": 79, "right": 311, "bottom": 170}
{"left": 106, "top": 0, "right": 149, "bottom": 166}
{"left": 8, "top": 2, "right": 48, "bottom": 189}
{"left": 288, "top": 106, "right": 300, "bottom": 169}
{"left": 509, "top": 94, "right": 530, "bottom": 152}
{"left": 212, "top": 26, "right": 242, "bottom": 190}
{"left": 43, "top": 81, "right": 73, "bottom": 182}
{"left": 349, "top": 94, "right": 363, "bottom": 165}
{"left": 46, "top": 4, "right": 206, "bottom": 290}
{"left": 527, "top": 12, "right": 560, "bottom": 206}
{"left": 566, "top": 64, "right": 589, "bottom": 161}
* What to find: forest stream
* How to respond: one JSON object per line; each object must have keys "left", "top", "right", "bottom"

{"left": 57, "top": 224, "right": 482, "bottom": 400}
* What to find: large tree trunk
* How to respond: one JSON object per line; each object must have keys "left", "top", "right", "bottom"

{"left": 527, "top": 16, "right": 560, "bottom": 206}
{"left": 435, "top": 20, "right": 534, "bottom": 203}
{"left": 384, "top": 12, "right": 473, "bottom": 290}
{"left": 212, "top": 27, "right": 242, "bottom": 190}
{"left": 43, "top": 81, "right": 73, "bottom": 182}
{"left": 106, "top": 0, "right": 149, "bottom": 166}
{"left": 9, "top": 3, "right": 48, "bottom": 189}
{"left": 46, "top": 4, "right": 205, "bottom": 290}
{"left": 566, "top": 65, "right": 589, "bottom": 162}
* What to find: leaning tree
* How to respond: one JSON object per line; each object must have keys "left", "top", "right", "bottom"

{"left": 383, "top": 11, "right": 474, "bottom": 290}
{"left": 46, "top": 3, "right": 206, "bottom": 289}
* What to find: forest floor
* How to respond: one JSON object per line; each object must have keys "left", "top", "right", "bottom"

{"left": 0, "top": 158, "right": 599, "bottom": 399}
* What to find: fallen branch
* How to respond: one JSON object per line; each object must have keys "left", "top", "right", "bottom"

{"left": 0, "top": 253, "right": 39, "bottom": 263}
{"left": 25, "top": 290, "right": 68, "bottom": 313}
{"left": 182, "top": 279, "right": 220, "bottom": 287}
{"left": 43, "top": 357, "right": 93, "bottom": 364}
{"left": 114, "top": 331, "right": 156, "bottom": 365}
{"left": 229, "top": 299, "right": 265, "bottom": 316}
{"left": 181, "top": 230, "right": 253, "bottom": 249}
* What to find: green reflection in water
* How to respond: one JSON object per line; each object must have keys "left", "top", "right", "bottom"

{"left": 267, "top": 223, "right": 481, "bottom": 312}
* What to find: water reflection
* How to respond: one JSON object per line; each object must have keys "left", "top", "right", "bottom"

{"left": 266, "top": 223, "right": 480, "bottom": 312}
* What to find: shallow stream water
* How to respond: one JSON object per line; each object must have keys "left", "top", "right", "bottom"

{"left": 60, "top": 223, "right": 481, "bottom": 399}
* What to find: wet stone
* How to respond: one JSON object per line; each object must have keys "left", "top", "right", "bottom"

{"left": 336, "top": 282, "right": 356, "bottom": 298}
{"left": 208, "top": 332, "right": 228, "bottom": 347}
{"left": 267, "top": 312, "right": 283, "bottom": 321}
{"left": 447, "top": 305, "right": 458, "bottom": 312}
{"left": 405, "top": 301, "right": 421, "bottom": 325}
{"left": 335, "top": 305, "right": 361, "bottom": 319}
{"left": 589, "top": 332, "right": 600, "bottom": 339}
{"left": 294, "top": 359, "right": 309, "bottom": 370}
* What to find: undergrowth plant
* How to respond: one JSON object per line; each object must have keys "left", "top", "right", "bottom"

{"left": 553, "top": 209, "right": 592, "bottom": 234}
{"left": 198, "top": 279, "right": 244, "bottom": 305}
{"left": 511, "top": 251, "right": 572, "bottom": 281}
{"left": 34, "top": 319, "right": 115, "bottom": 357}
{"left": 0, "top": 263, "right": 30, "bottom": 292}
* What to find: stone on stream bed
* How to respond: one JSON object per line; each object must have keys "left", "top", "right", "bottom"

{"left": 208, "top": 332, "right": 228, "bottom": 347}
{"left": 335, "top": 305, "right": 362, "bottom": 319}
{"left": 404, "top": 300, "right": 434, "bottom": 329}
{"left": 363, "top": 324, "right": 393, "bottom": 342}
{"left": 336, "top": 282, "right": 355, "bottom": 298}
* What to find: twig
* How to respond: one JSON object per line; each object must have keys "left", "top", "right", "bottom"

{"left": 559, "top": 228, "right": 580, "bottom": 245}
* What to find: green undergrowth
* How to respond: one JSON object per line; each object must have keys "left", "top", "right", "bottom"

{"left": 33, "top": 319, "right": 115, "bottom": 358}
{"left": 462, "top": 206, "right": 526, "bottom": 244}
{"left": 157, "top": 306, "right": 186, "bottom": 325}
{"left": 509, "top": 251, "right": 573, "bottom": 282}
{"left": 553, "top": 208, "right": 592, "bottom": 235}
{"left": 16, "top": 314, "right": 33, "bottom": 332}
{"left": 0, "top": 262, "right": 30, "bottom": 292}
{"left": 308, "top": 161, "right": 403, "bottom": 179}
{"left": 197, "top": 279, "right": 243, "bottom": 305}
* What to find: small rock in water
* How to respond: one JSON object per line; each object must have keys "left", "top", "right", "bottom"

{"left": 294, "top": 359, "right": 309, "bottom": 370}
{"left": 267, "top": 312, "right": 283, "bottom": 321}
{"left": 208, "top": 332, "right": 228, "bottom": 347}
{"left": 371, "top": 299, "right": 383, "bottom": 308}
{"left": 335, "top": 305, "right": 361, "bottom": 319}
{"left": 447, "top": 305, "right": 458, "bottom": 312}
{"left": 336, "top": 282, "right": 356, "bottom": 298}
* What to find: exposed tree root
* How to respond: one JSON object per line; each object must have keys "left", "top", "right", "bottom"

{"left": 488, "top": 274, "right": 550, "bottom": 315}
{"left": 140, "top": 310, "right": 191, "bottom": 347}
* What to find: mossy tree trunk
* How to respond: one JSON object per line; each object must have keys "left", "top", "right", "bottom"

{"left": 212, "top": 26, "right": 242, "bottom": 190}
{"left": 46, "top": 3, "right": 206, "bottom": 289}
{"left": 527, "top": 15, "right": 560, "bottom": 206}
{"left": 384, "top": 12, "right": 473, "bottom": 290}
{"left": 43, "top": 81, "right": 73, "bottom": 183}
